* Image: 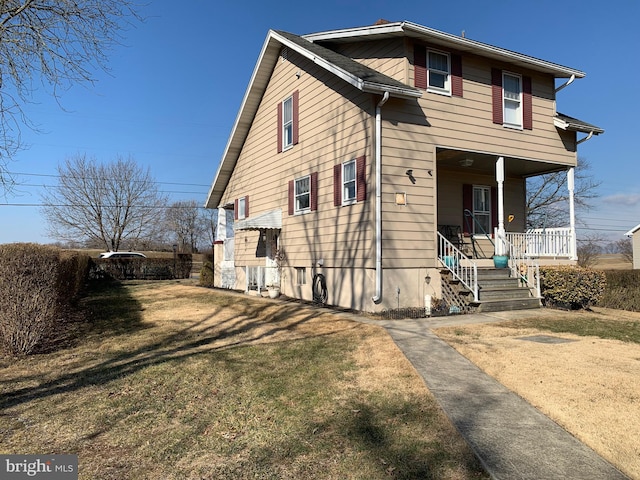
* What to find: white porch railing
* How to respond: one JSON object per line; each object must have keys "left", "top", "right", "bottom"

{"left": 245, "top": 266, "right": 279, "bottom": 292}
{"left": 505, "top": 227, "right": 574, "bottom": 258}
{"left": 501, "top": 236, "right": 541, "bottom": 298}
{"left": 438, "top": 232, "right": 478, "bottom": 302}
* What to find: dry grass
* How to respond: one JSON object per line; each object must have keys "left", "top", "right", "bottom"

{"left": 434, "top": 308, "right": 640, "bottom": 480}
{"left": 1, "top": 281, "right": 487, "bottom": 479}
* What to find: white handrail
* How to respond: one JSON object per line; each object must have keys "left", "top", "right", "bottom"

{"left": 437, "top": 232, "right": 478, "bottom": 302}
{"left": 502, "top": 236, "right": 541, "bottom": 297}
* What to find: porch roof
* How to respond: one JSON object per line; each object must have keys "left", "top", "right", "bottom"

{"left": 235, "top": 209, "right": 282, "bottom": 231}
{"left": 554, "top": 112, "right": 604, "bottom": 135}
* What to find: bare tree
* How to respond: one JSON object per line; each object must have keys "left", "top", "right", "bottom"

{"left": 199, "top": 207, "right": 218, "bottom": 251}
{"left": 0, "top": 1, "right": 140, "bottom": 193}
{"left": 526, "top": 158, "right": 600, "bottom": 228}
{"left": 576, "top": 234, "right": 603, "bottom": 268}
{"left": 164, "top": 200, "right": 203, "bottom": 253}
{"left": 615, "top": 237, "right": 633, "bottom": 264}
{"left": 41, "top": 154, "right": 167, "bottom": 251}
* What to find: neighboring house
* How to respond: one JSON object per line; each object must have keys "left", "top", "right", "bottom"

{"left": 625, "top": 224, "right": 640, "bottom": 269}
{"left": 205, "top": 20, "right": 603, "bottom": 313}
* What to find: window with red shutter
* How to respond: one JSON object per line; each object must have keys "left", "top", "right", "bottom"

{"left": 278, "top": 91, "right": 299, "bottom": 153}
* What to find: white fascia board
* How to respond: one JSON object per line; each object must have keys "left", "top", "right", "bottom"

{"left": 625, "top": 223, "right": 640, "bottom": 236}
{"left": 271, "top": 30, "right": 420, "bottom": 99}
{"left": 305, "top": 21, "right": 586, "bottom": 79}
{"left": 206, "top": 32, "right": 278, "bottom": 209}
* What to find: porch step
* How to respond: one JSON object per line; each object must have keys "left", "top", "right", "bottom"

{"left": 475, "top": 267, "right": 541, "bottom": 312}
{"left": 475, "top": 297, "right": 542, "bottom": 312}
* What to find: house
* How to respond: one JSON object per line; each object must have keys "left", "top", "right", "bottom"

{"left": 205, "top": 20, "right": 603, "bottom": 313}
{"left": 625, "top": 224, "right": 640, "bottom": 269}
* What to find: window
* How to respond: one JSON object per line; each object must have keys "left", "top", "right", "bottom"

{"left": 334, "top": 156, "right": 366, "bottom": 206}
{"left": 283, "top": 95, "right": 293, "bottom": 149}
{"left": 295, "top": 175, "right": 310, "bottom": 213}
{"left": 296, "top": 267, "right": 306, "bottom": 285}
{"left": 342, "top": 159, "right": 356, "bottom": 204}
{"left": 237, "top": 197, "right": 246, "bottom": 220}
{"left": 277, "top": 91, "right": 299, "bottom": 153}
{"left": 503, "top": 72, "right": 522, "bottom": 128}
{"left": 473, "top": 186, "right": 491, "bottom": 235}
{"left": 427, "top": 50, "right": 450, "bottom": 94}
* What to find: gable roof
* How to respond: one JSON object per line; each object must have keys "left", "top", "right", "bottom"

{"left": 626, "top": 223, "right": 640, "bottom": 236}
{"left": 304, "top": 21, "right": 585, "bottom": 79}
{"left": 205, "top": 29, "right": 421, "bottom": 209}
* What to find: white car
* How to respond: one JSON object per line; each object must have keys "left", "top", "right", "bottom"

{"left": 98, "top": 251, "right": 146, "bottom": 259}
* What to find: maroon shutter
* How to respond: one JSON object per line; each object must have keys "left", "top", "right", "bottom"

{"left": 491, "top": 68, "right": 503, "bottom": 125}
{"left": 333, "top": 164, "right": 342, "bottom": 206}
{"left": 292, "top": 90, "right": 299, "bottom": 145}
{"left": 288, "top": 180, "right": 294, "bottom": 215}
{"left": 277, "top": 102, "right": 283, "bottom": 153}
{"left": 310, "top": 172, "right": 318, "bottom": 211}
{"left": 451, "top": 54, "right": 463, "bottom": 97}
{"left": 356, "top": 155, "right": 366, "bottom": 202}
{"left": 462, "top": 184, "right": 473, "bottom": 235}
{"left": 414, "top": 44, "right": 427, "bottom": 89}
{"left": 491, "top": 187, "right": 498, "bottom": 236}
{"left": 522, "top": 76, "right": 533, "bottom": 130}
{"left": 244, "top": 195, "right": 249, "bottom": 218}
{"left": 234, "top": 198, "right": 239, "bottom": 220}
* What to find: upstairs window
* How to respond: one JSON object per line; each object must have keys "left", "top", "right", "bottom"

{"left": 342, "top": 159, "right": 357, "bottom": 204}
{"left": 295, "top": 175, "right": 310, "bottom": 213}
{"left": 427, "top": 50, "right": 450, "bottom": 95}
{"left": 277, "top": 91, "right": 299, "bottom": 152}
{"left": 288, "top": 172, "right": 317, "bottom": 215}
{"left": 503, "top": 72, "right": 522, "bottom": 129}
{"left": 234, "top": 195, "right": 249, "bottom": 220}
{"left": 237, "top": 197, "right": 246, "bottom": 220}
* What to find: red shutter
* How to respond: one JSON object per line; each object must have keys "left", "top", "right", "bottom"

{"left": 244, "top": 195, "right": 249, "bottom": 218}
{"left": 310, "top": 172, "right": 318, "bottom": 211}
{"left": 491, "top": 187, "right": 498, "bottom": 235}
{"left": 451, "top": 54, "right": 463, "bottom": 97}
{"left": 288, "top": 180, "right": 294, "bottom": 215}
{"left": 333, "top": 164, "right": 342, "bottom": 206}
{"left": 277, "top": 102, "right": 283, "bottom": 153}
{"left": 292, "top": 90, "right": 299, "bottom": 145}
{"left": 356, "top": 155, "right": 366, "bottom": 202}
{"left": 462, "top": 184, "right": 473, "bottom": 235}
{"left": 523, "top": 76, "right": 533, "bottom": 130}
{"left": 234, "top": 198, "right": 239, "bottom": 220}
{"left": 491, "top": 68, "right": 503, "bottom": 125}
{"left": 414, "top": 44, "right": 427, "bottom": 89}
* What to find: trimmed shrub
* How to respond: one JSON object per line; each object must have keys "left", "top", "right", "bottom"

{"left": 0, "top": 244, "right": 89, "bottom": 355}
{"left": 90, "top": 254, "right": 193, "bottom": 281}
{"left": 539, "top": 266, "right": 606, "bottom": 310}
{"left": 597, "top": 270, "right": 640, "bottom": 312}
{"left": 200, "top": 253, "right": 214, "bottom": 287}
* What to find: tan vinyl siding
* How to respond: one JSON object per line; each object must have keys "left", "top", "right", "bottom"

{"left": 220, "top": 48, "right": 375, "bottom": 269}
{"left": 334, "top": 39, "right": 408, "bottom": 84}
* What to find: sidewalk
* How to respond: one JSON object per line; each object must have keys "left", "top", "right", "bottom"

{"left": 362, "top": 310, "right": 630, "bottom": 480}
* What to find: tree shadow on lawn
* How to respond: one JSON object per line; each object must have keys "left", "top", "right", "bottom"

{"left": 0, "top": 285, "right": 359, "bottom": 410}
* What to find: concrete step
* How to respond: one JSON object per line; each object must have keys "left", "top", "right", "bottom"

{"left": 479, "top": 287, "right": 533, "bottom": 300}
{"left": 475, "top": 297, "right": 542, "bottom": 312}
{"left": 479, "top": 277, "right": 521, "bottom": 288}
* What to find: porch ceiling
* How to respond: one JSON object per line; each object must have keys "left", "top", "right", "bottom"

{"left": 436, "top": 148, "right": 570, "bottom": 178}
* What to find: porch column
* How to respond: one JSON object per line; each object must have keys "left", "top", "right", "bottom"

{"left": 495, "top": 156, "right": 506, "bottom": 255}
{"left": 215, "top": 207, "right": 227, "bottom": 242}
{"left": 568, "top": 167, "right": 577, "bottom": 260}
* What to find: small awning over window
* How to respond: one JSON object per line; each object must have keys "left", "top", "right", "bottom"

{"left": 235, "top": 209, "right": 282, "bottom": 231}
{"left": 554, "top": 112, "right": 604, "bottom": 135}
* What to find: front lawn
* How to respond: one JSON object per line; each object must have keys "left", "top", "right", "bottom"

{"left": 1, "top": 281, "right": 487, "bottom": 479}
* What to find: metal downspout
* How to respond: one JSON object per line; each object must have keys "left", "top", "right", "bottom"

{"left": 372, "top": 91, "right": 389, "bottom": 304}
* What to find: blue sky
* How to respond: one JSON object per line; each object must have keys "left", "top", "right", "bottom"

{"left": 1, "top": 0, "right": 638, "bottom": 245}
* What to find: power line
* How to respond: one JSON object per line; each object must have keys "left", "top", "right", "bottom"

{"left": 7, "top": 171, "right": 211, "bottom": 188}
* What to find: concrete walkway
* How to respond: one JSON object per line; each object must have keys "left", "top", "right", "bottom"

{"left": 362, "top": 310, "right": 630, "bottom": 480}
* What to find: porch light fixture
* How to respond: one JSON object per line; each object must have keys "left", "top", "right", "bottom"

{"left": 459, "top": 158, "right": 474, "bottom": 167}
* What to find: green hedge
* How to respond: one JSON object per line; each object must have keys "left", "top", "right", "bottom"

{"left": 200, "top": 254, "right": 214, "bottom": 287}
{"left": 0, "top": 244, "right": 89, "bottom": 355}
{"left": 539, "top": 266, "right": 606, "bottom": 310}
{"left": 597, "top": 270, "right": 640, "bottom": 312}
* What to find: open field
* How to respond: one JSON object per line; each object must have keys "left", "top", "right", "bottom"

{"left": 592, "top": 253, "right": 632, "bottom": 270}
{"left": 0, "top": 281, "right": 487, "bottom": 479}
{"left": 434, "top": 307, "right": 640, "bottom": 479}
